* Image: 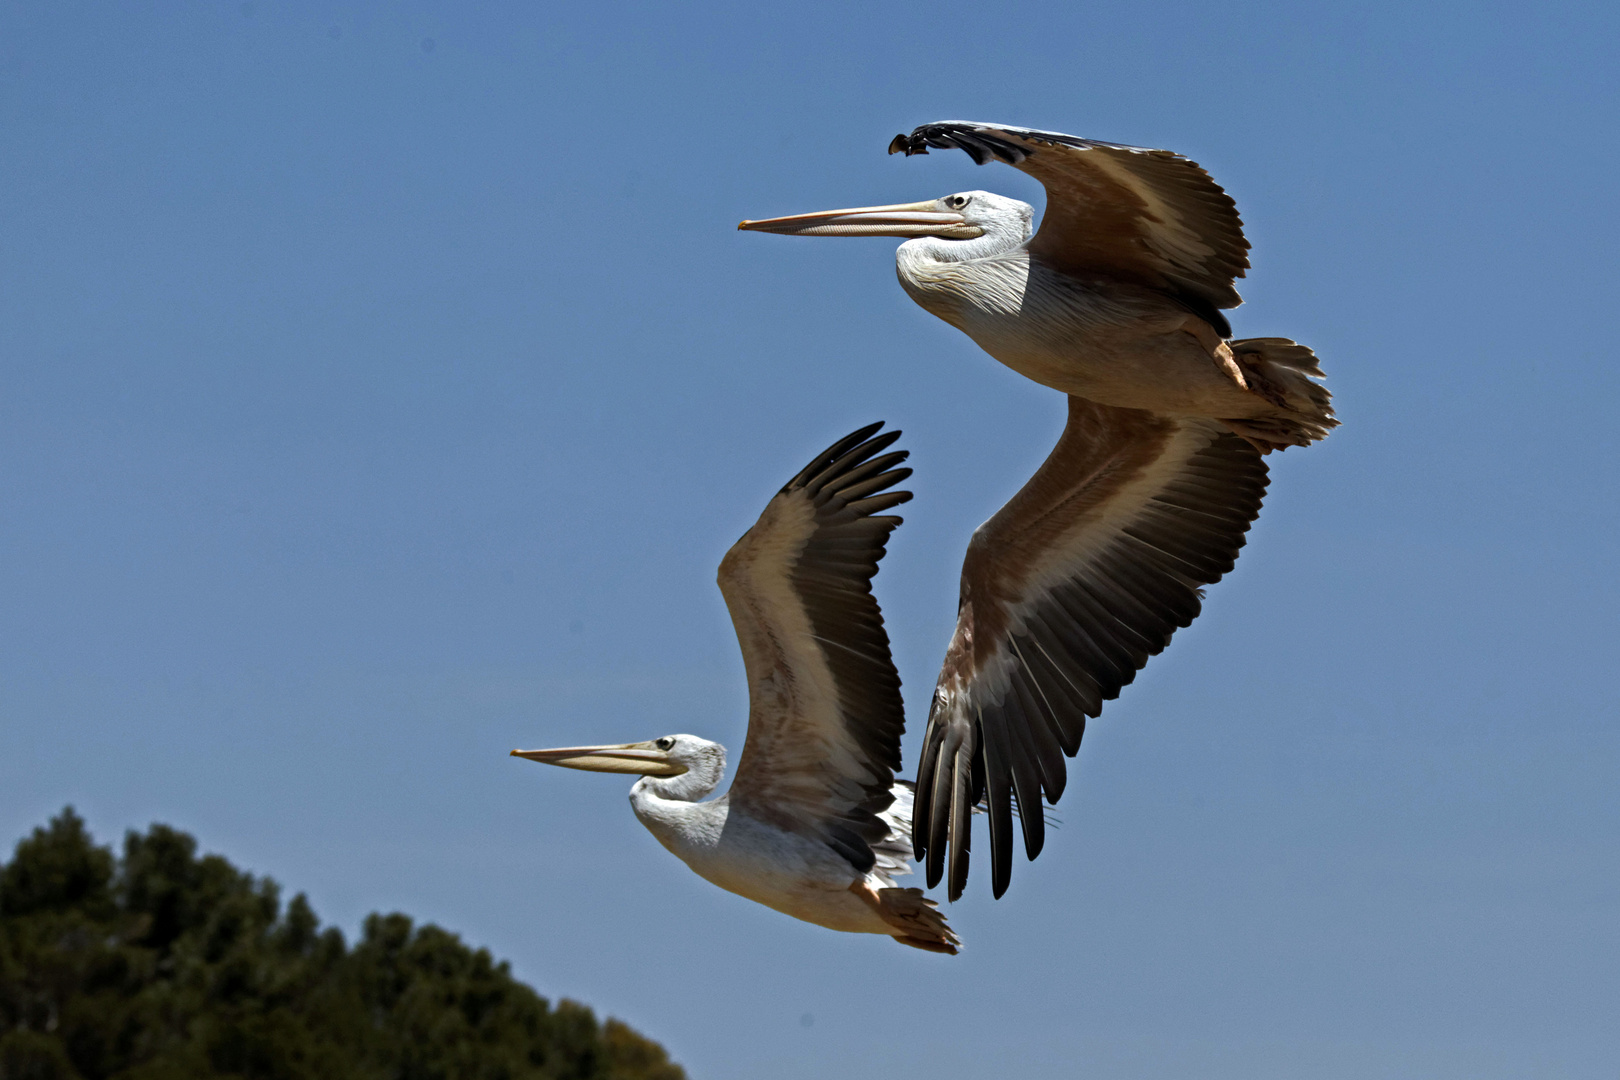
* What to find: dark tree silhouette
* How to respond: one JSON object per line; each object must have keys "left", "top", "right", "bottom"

{"left": 0, "top": 809, "right": 686, "bottom": 1080}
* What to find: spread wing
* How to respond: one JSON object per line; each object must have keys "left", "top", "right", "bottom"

{"left": 890, "top": 121, "right": 1250, "bottom": 336}
{"left": 913, "top": 397, "right": 1268, "bottom": 900}
{"left": 721, "top": 424, "right": 913, "bottom": 873}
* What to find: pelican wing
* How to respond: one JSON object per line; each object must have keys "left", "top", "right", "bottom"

{"left": 913, "top": 397, "right": 1268, "bottom": 900}
{"left": 890, "top": 121, "right": 1250, "bottom": 335}
{"left": 721, "top": 424, "right": 913, "bottom": 873}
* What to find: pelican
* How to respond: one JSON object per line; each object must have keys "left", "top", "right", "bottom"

{"left": 740, "top": 122, "right": 1337, "bottom": 901}
{"left": 513, "top": 425, "right": 961, "bottom": 953}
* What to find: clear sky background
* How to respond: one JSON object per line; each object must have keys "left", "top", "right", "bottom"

{"left": 3, "top": 2, "right": 1617, "bottom": 1077}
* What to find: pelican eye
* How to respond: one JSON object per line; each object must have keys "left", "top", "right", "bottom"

{"left": 944, "top": 194, "right": 971, "bottom": 210}
{"left": 654, "top": 737, "right": 675, "bottom": 751}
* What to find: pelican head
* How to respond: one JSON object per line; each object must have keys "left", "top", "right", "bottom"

{"left": 739, "top": 190, "right": 1031, "bottom": 247}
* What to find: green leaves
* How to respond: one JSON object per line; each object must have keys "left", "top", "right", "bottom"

{"left": 0, "top": 810, "right": 685, "bottom": 1080}
{"left": 0, "top": 810, "right": 114, "bottom": 921}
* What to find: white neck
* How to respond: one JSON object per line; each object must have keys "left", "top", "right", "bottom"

{"left": 896, "top": 204, "right": 1033, "bottom": 267}
{"left": 897, "top": 230, "right": 1020, "bottom": 266}
{"left": 628, "top": 749, "right": 729, "bottom": 861}
{"left": 896, "top": 232, "right": 1034, "bottom": 326}
{"left": 631, "top": 749, "right": 725, "bottom": 805}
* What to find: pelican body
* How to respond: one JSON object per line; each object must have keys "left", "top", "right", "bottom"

{"left": 741, "top": 122, "right": 1334, "bottom": 451}
{"left": 739, "top": 122, "right": 1337, "bottom": 902}
{"left": 515, "top": 427, "right": 959, "bottom": 953}
{"left": 899, "top": 230, "right": 1271, "bottom": 420}
{"left": 521, "top": 738, "right": 937, "bottom": 942}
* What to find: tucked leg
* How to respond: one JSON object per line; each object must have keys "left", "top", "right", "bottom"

{"left": 849, "top": 880, "right": 961, "bottom": 955}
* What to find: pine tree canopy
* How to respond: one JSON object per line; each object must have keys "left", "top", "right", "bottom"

{"left": 0, "top": 809, "right": 687, "bottom": 1080}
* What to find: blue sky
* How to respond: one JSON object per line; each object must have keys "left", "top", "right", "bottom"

{"left": 3, "top": 1, "right": 1617, "bottom": 1076}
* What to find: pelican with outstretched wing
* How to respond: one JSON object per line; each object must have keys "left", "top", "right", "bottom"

{"left": 514, "top": 425, "right": 960, "bottom": 953}
{"left": 740, "top": 122, "right": 1336, "bottom": 901}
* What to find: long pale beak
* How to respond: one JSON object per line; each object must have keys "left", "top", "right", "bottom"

{"left": 738, "top": 200, "right": 982, "bottom": 239}
{"left": 510, "top": 741, "right": 686, "bottom": 777}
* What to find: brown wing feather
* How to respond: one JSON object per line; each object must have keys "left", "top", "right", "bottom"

{"left": 913, "top": 397, "right": 1268, "bottom": 899}
{"left": 720, "top": 425, "right": 913, "bottom": 873}
{"left": 890, "top": 121, "right": 1250, "bottom": 334}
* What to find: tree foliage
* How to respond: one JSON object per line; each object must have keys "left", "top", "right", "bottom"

{"left": 0, "top": 810, "right": 686, "bottom": 1080}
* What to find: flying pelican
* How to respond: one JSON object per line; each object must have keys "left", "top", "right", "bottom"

{"left": 740, "top": 122, "right": 1336, "bottom": 902}
{"left": 513, "top": 425, "right": 961, "bottom": 953}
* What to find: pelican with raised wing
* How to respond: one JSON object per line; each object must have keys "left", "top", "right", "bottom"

{"left": 740, "top": 121, "right": 1335, "bottom": 452}
{"left": 741, "top": 122, "right": 1337, "bottom": 902}
{"left": 513, "top": 425, "right": 959, "bottom": 954}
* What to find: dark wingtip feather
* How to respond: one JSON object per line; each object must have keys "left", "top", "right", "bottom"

{"left": 826, "top": 450, "right": 910, "bottom": 499}
{"left": 785, "top": 422, "right": 886, "bottom": 493}
{"left": 911, "top": 741, "right": 934, "bottom": 862}
{"left": 924, "top": 737, "right": 952, "bottom": 889}
{"left": 846, "top": 489, "right": 912, "bottom": 517}
{"left": 804, "top": 429, "right": 903, "bottom": 497}
{"left": 838, "top": 468, "right": 912, "bottom": 504}
{"left": 890, "top": 122, "right": 1034, "bottom": 167}
{"left": 946, "top": 758, "right": 972, "bottom": 903}
{"left": 978, "top": 718, "right": 1015, "bottom": 900}
{"left": 1018, "top": 789, "right": 1046, "bottom": 861}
